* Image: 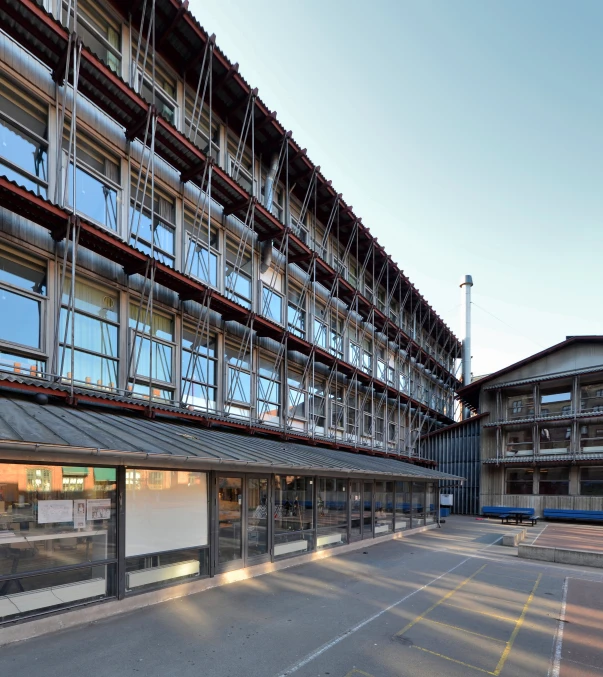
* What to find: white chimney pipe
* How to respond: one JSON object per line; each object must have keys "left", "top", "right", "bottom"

{"left": 460, "top": 274, "right": 473, "bottom": 387}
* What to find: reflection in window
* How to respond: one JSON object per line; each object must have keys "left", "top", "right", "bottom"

{"left": 257, "top": 357, "right": 281, "bottom": 425}
{"left": 0, "top": 77, "right": 48, "bottom": 198}
{"left": 506, "top": 468, "right": 533, "bottom": 494}
{"left": 64, "top": 133, "right": 120, "bottom": 231}
{"left": 505, "top": 428, "right": 533, "bottom": 457}
{"left": 60, "top": 278, "right": 118, "bottom": 390}
{"left": 309, "top": 380, "right": 326, "bottom": 435}
{"left": 225, "top": 342, "right": 251, "bottom": 418}
{"left": 225, "top": 236, "right": 252, "bottom": 308}
{"left": 274, "top": 475, "right": 314, "bottom": 557}
{"left": 181, "top": 330, "right": 217, "bottom": 411}
{"left": 580, "top": 467, "right": 603, "bottom": 496}
{"left": 287, "top": 370, "right": 307, "bottom": 431}
{"left": 128, "top": 304, "right": 174, "bottom": 402}
{"left": 262, "top": 286, "right": 283, "bottom": 325}
{"left": 185, "top": 211, "right": 219, "bottom": 287}
{"left": 0, "top": 252, "right": 46, "bottom": 368}
{"left": 287, "top": 287, "right": 306, "bottom": 338}
{"left": 316, "top": 478, "right": 348, "bottom": 549}
{"left": 130, "top": 181, "right": 175, "bottom": 266}
{"left": 0, "top": 462, "right": 116, "bottom": 623}
{"left": 539, "top": 467, "right": 569, "bottom": 495}
{"left": 374, "top": 481, "right": 394, "bottom": 535}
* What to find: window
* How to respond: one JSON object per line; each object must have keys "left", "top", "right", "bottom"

{"left": 130, "top": 180, "right": 176, "bottom": 266}
{"left": 62, "top": 0, "right": 121, "bottom": 74}
{"left": 128, "top": 303, "right": 174, "bottom": 402}
{"left": 273, "top": 475, "right": 314, "bottom": 557}
{"left": 363, "top": 402, "right": 373, "bottom": 438}
{"left": 364, "top": 275, "right": 374, "bottom": 305}
{"left": 580, "top": 467, "right": 603, "bottom": 496}
{"left": 346, "top": 389, "right": 359, "bottom": 441}
{"left": 0, "top": 462, "right": 116, "bottom": 624}
{"left": 374, "top": 405, "right": 385, "bottom": 445}
{"left": 580, "top": 382, "right": 603, "bottom": 413}
{"left": 539, "top": 425, "right": 571, "bottom": 454}
{"left": 0, "top": 251, "right": 47, "bottom": 374}
{"left": 329, "top": 315, "right": 344, "bottom": 359}
{"left": 506, "top": 391, "right": 534, "bottom": 420}
{"left": 181, "top": 329, "right": 217, "bottom": 411}
{"left": 505, "top": 428, "right": 533, "bottom": 456}
{"left": 227, "top": 142, "right": 255, "bottom": 195}
{"left": 225, "top": 342, "right": 251, "bottom": 418}
{"left": 64, "top": 133, "right": 120, "bottom": 231}
{"left": 362, "top": 337, "right": 373, "bottom": 374}
{"left": 135, "top": 59, "right": 178, "bottom": 126}
{"left": 580, "top": 425, "right": 603, "bottom": 452}
{"left": 60, "top": 278, "right": 119, "bottom": 391}
{"left": 261, "top": 184, "right": 284, "bottom": 223}
{"left": 539, "top": 467, "right": 569, "bottom": 495}
{"left": 287, "top": 369, "right": 307, "bottom": 430}
{"left": 262, "top": 286, "right": 284, "bottom": 325}
{"left": 290, "top": 202, "right": 308, "bottom": 243}
{"left": 540, "top": 388, "right": 572, "bottom": 416}
{"left": 184, "top": 97, "right": 219, "bottom": 162}
{"left": 505, "top": 468, "right": 533, "bottom": 494}
{"left": 313, "top": 317, "right": 328, "bottom": 350}
{"left": 184, "top": 208, "right": 219, "bottom": 287}
{"left": 329, "top": 386, "right": 345, "bottom": 435}
{"left": 316, "top": 478, "right": 348, "bottom": 549}
{"left": 374, "top": 481, "right": 394, "bottom": 534}
{"left": 287, "top": 287, "right": 306, "bottom": 338}
{"left": 225, "top": 236, "right": 252, "bottom": 308}
{"left": 257, "top": 356, "right": 281, "bottom": 425}
{"left": 350, "top": 341, "right": 361, "bottom": 368}
{"left": 309, "top": 380, "right": 326, "bottom": 434}
{"left": 0, "top": 77, "right": 48, "bottom": 198}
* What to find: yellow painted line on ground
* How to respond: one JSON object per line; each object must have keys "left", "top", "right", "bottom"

{"left": 411, "top": 646, "right": 495, "bottom": 675}
{"left": 344, "top": 671, "right": 375, "bottom": 677}
{"left": 422, "top": 618, "right": 507, "bottom": 643}
{"left": 492, "top": 573, "right": 542, "bottom": 676}
{"left": 396, "top": 563, "right": 488, "bottom": 637}
{"left": 441, "top": 602, "right": 519, "bottom": 624}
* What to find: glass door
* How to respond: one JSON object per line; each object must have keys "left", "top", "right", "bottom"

{"left": 217, "top": 476, "right": 243, "bottom": 569}
{"left": 246, "top": 476, "right": 269, "bottom": 561}
{"left": 363, "top": 480, "right": 374, "bottom": 539}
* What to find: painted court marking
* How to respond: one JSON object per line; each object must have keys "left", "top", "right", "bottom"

{"left": 274, "top": 546, "right": 497, "bottom": 677}
{"left": 398, "top": 563, "right": 542, "bottom": 676}
{"left": 548, "top": 577, "right": 568, "bottom": 677}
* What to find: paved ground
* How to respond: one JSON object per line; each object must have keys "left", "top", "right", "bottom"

{"left": 531, "top": 522, "right": 603, "bottom": 552}
{"left": 2, "top": 516, "right": 603, "bottom": 677}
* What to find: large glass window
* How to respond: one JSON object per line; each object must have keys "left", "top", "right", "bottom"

{"left": 580, "top": 382, "right": 603, "bottom": 414}
{"left": 0, "top": 252, "right": 47, "bottom": 368}
{"left": 411, "top": 482, "right": 425, "bottom": 528}
{"left": 257, "top": 356, "right": 281, "bottom": 426}
{"left": 181, "top": 330, "right": 217, "bottom": 411}
{"left": 274, "top": 475, "right": 314, "bottom": 557}
{"left": 539, "top": 467, "right": 569, "bottom": 496}
{"left": 184, "top": 208, "right": 219, "bottom": 287}
{"left": 505, "top": 428, "right": 533, "bottom": 457}
{"left": 184, "top": 97, "right": 220, "bottom": 162}
{"left": 309, "top": 379, "right": 326, "bottom": 435}
{"left": 125, "top": 470, "right": 208, "bottom": 592}
{"left": 350, "top": 480, "right": 362, "bottom": 542}
{"left": 287, "top": 287, "right": 306, "bottom": 339}
{"left": 374, "top": 481, "right": 394, "bottom": 535}
{"left": 540, "top": 425, "right": 571, "bottom": 454}
{"left": 60, "top": 278, "right": 119, "bottom": 391}
{"left": 316, "top": 478, "right": 348, "bottom": 550}
{"left": 225, "top": 236, "right": 252, "bottom": 309}
{"left": 135, "top": 59, "right": 177, "bottom": 126}
{"left": 329, "top": 386, "right": 345, "bottom": 438}
{"left": 395, "top": 481, "right": 411, "bottom": 531}
{"left": 262, "top": 286, "right": 284, "bottom": 325}
{"left": 64, "top": 133, "right": 120, "bottom": 231}
{"left": 580, "top": 467, "right": 603, "bottom": 496}
{"left": 506, "top": 391, "right": 534, "bottom": 421}
{"left": 540, "top": 387, "right": 572, "bottom": 417}
{"left": 225, "top": 342, "right": 251, "bottom": 418}
{"left": 346, "top": 389, "right": 359, "bottom": 443}
{"left": 0, "top": 463, "right": 116, "bottom": 623}
{"left": 580, "top": 424, "right": 603, "bottom": 452}
{"left": 0, "top": 77, "right": 48, "bottom": 198}
{"left": 128, "top": 303, "right": 174, "bottom": 402}
{"left": 287, "top": 369, "right": 307, "bottom": 431}
{"left": 506, "top": 468, "right": 534, "bottom": 494}
{"left": 62, "top": 0, "right": 121, "bottom": 74}
{"left": 227, "top": 144, "right": 255, "bottom": 195}
{"left": 130, "top": 180, "right": 176, "bottom": 266}
{"left": 425, "top": 483, "right": 437, "bottom": 524}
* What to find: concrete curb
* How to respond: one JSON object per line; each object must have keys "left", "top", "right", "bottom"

{"left": 518, "top": 543, "right": 603, "bottom": 568}
{"left": 502, "top": 528, "right": 527, "bottom": 547}
{"left": 0, "top": 522, "right": 437, "bottom": 647}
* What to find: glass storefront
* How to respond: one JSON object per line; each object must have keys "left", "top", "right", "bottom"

{"left": 0, "top": 463, "right": 116, "bottom": 623}
{"left": 0, "top": 462, "right": 434, "bottom": 623}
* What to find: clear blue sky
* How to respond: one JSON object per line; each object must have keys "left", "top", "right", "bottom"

{"left": 190, "top": 0, "right": 603, "bottom": 377}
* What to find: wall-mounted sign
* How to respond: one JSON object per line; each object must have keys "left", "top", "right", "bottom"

{"left": 38, "top": 500, "right": 73, "bottom": 524}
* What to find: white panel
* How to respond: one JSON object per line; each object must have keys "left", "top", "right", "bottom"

{"left": 274, "top": 540, "right": 308, "bottom": 556}
{"left": 127, "top": 560, "right": 200, "bottom": 588}
{"left": 2, "top": 579, "right": 105, "bottom": 614}
{"left": 126, "top": 471, "right": 208, "bottom": 556}
{"left": 374, "top": 524, "right": 391, "bottom": 534}
{"left": 316, "top": 533, "right": 342, "bottom": 547}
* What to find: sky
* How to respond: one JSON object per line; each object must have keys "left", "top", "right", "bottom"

{"left": 190, "top": 0, "right": 603, "bottom": 378}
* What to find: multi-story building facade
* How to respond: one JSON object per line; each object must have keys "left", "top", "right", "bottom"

{"left": 0, "top": 0, "right": 462, "bottom": 631}
{"left": 458, "top": 336, "right": 603, "bottom": 514}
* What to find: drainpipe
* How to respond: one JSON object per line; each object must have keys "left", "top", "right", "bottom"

{"left": 260, "top": 154, "right": 279, "bottom": 273}
{"left": 460, "top": 274, "right": 473, "bottom": 419}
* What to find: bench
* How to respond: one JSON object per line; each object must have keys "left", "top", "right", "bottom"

{"left": 544, "top": 509, "right": 603, "bottom": 522}
{"left": 482, "top": 506, "right": 540, "bottom": 526}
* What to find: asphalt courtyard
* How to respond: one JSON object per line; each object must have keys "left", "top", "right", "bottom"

{"left": 1, "top": 516, "right": 603, "bottom": 677}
